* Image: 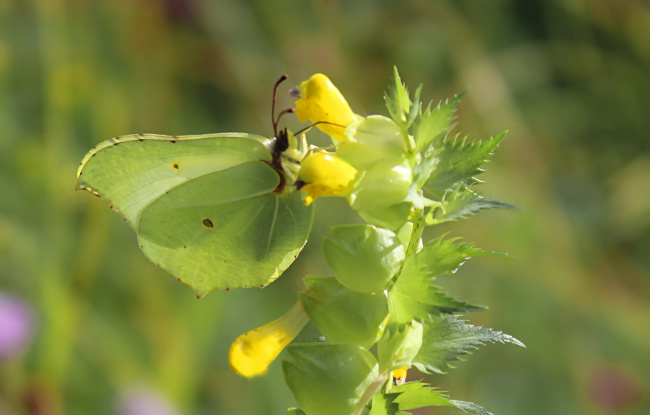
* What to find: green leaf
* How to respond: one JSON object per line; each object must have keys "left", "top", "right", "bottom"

{"left": 391, "top": 382, "right": 453, "bottom": 410}
{"left": 426, "top": 185, "right": 516, "bottom": 225}
{"left": 403, "top": 235, "right": 486, "bottom": 281}
{"left": 371, "top": 382, "right": 453, "bottom": 414}
{"left": 413, "top": 91, "right": 466, "bottom": 153}
{"left": 449, "top": 400, "right": 494, "bottom": 415}
{"left": 387, "top": 236, "right": 487, "bottom": 323}
{"left": 388, "top": 283, "right": 484, "bottom": 324}
{"left": 369, "top": 389, "right": 399, "bottom": 415}
{"left": 286, "top": 409, "right": 307, "bottom": 415}
{"left": 384, "top": 67, "right": 412, "bottom": 126}
{"left": 301, "top": 276, "right": 388, "bottom": 348}
{"left": 423, "top": 131, "right": 507, "bottom": 198}
{"left": 378, "top": 321, "right": 423, "bottom": 373}
{"left": 413, "top": 315, "right": 525, "bottom": 375}
{"left": 323, "top": 225, "right": 405, "bottom": 293}
{"left": 283, "top": 343, "right": 378, "bottom": 415}
{"left": 77, "top": 133, "right": 314, "bottom": 296}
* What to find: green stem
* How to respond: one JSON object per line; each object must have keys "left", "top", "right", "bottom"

{"left": 351, "top": 373, "right": 389, "bottom": 415}
{"left": 406, "top": 208, "right": 425, "bottom": 257}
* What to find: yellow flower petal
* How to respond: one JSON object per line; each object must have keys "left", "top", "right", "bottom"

{"left": 293, "top": 74, "right": 360, "bottom": 142}
{"left": 229, "top": 301, "right": 308, "bottom": 378}
{"left": 392, "top": 366, "right": 408, "bottom": 386}
{"left": 297, "top": 152, "right": 357, "bottom": 206}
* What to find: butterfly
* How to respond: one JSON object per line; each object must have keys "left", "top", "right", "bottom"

{"left": 76, "top": 76, "right": 314, "bottom": 297}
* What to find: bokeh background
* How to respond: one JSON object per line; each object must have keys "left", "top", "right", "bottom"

{"left": 1, "top": 0, "right": 649, "bottom": 414}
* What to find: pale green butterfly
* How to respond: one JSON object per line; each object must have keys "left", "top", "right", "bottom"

{"left": 76, "top": 76, "right": 313, "bottom": 297}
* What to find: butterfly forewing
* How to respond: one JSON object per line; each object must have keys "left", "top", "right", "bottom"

{"left": 76, "top": 133, "right": 271, "bottom": 229}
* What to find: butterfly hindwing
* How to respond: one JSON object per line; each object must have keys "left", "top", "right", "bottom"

{"left": 76, "top": 133, "right": 314, "bottom": 295}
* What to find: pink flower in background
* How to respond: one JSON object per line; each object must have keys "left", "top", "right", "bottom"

{"left": 118, "top": 388, "right": 179, "bottom": 415}
{"left": 0, "top": 294, "right": 34, "bottom": 360}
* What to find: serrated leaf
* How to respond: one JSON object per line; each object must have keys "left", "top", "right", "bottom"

{"left": 405, "top": 235, "right": 487, "bottom": 280}
{"left": 388, "top": 236, "right": 487, "bottom": 323}
{"left": 388, "top": 284, "right": 485, "bottom": 324}
{"left": 405, "top": 84, "right": 423, "bottom": 128}
{"left": 391, "top": 382, "right": 453, "bottom": 410}
{"left": 426, "top": 185, "right": 516, "bottom": 225}
{"left": 384, "top": 67, "right": 419, "bottom": 128}
{"left": 301, "top": 276, "right": 388, "bottom": 348}
{"left": 283, "top": 343, "right": 378, "bottom": 415}
{"left": 423, "top": 131, "right": 507, "bottom": 198}
{"left": 371, "top": 382, "right": 453, "bottom": 414}
{"left": 413, "top": 315, "right": 525, "bottom": 375}
{"left": 413, "top": 91, "right": 466, "bottom": 153}
{"left": 450, "top": 400, "right": 494, "bottom": 415}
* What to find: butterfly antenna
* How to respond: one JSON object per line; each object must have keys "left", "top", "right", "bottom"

{"left": 272, "top": 75, "right": 288, "bottom": 137}
{"left": 294, "top": 120, "right": 347, "bottom": 137}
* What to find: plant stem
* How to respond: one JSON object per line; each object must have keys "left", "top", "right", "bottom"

{"left": 406, "top": 208, "right": 424, "bottom": 257}
{"left": 351, "top": 373, "right": 389, "bottom": 415}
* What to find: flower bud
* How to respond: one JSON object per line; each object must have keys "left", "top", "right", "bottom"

{"left": 293, "top": 74, "right": 360, "bottom": 142}
{"left": 229, "top": 301, "right": 308, "bottom": 378}
{"left": 297, "top": 152, "right": 357, "bottom": 206}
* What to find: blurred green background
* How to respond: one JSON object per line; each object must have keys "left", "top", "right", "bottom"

{"left": 1, "top": 0, "right": 649, "bottom": 414}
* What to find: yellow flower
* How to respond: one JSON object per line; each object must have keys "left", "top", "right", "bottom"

{"left": 392, "top": 366, "right": 408, "bottom": 386}
{"left": 292, "top": 74, "right": 360, "bottom": 142}
{"left": 297, "top": 152, "right": 358, "bottom": 206}
{"left": 229, "top": 301, "right": 308, "bottom": 378}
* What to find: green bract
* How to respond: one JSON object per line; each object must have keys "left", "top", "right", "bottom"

{"left": 76, "top": 133, "right": 313, "bottom": 296}
{"left": 323, "top": 225, "right": 405, "bottom": 293}
{"left": 338, "top": 116, "right": 405, "bottom": 170}
{"left": 282, "top": 343, "right": 378, "bottom": 415}
{"left": 301, "top": 276, "right": 388, "bottom": 348}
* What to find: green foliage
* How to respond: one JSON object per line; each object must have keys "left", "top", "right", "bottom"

{"left": 423, "top": 132, "right": 507, "bottom": 198}
{"left": 384, "top": 67, "right": 421, "bottom": 129}
{"left": 370, "top": 382, "right": 452, "bottom": 414}
{"left": 378, "top": 321, "right": 423, "bottom": 372}
{"left": 368, "top": 382, "right": 494, "bottom": 415}
{"left": 282, "top": 343, "right": 378, "bottom": 415}
{"left": 426, "top": 185, "right": 516, "bottom": 225}
{"left": 280, "top": 72, "right": 520, "bottom": 414}
{"left": 413, "top": 315, "right": 525, "bottom": 375}
{"left": 300, "top": 276, "right": 388, "bottom": 348}
{"left": 386, "top": 236, "right": 487, "bottom": 323}
{"left": 323, "top": 225, "right": 404, "bottom": 293}
{"left": 413, "top": 91, "right": 466, "bottom": 153}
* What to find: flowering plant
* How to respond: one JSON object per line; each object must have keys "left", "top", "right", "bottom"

{"left": 77, "top": 68, "right": 523, "bottom": 415}
{"left": 231, "top": 69, "right": 524, "bottom": 415}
